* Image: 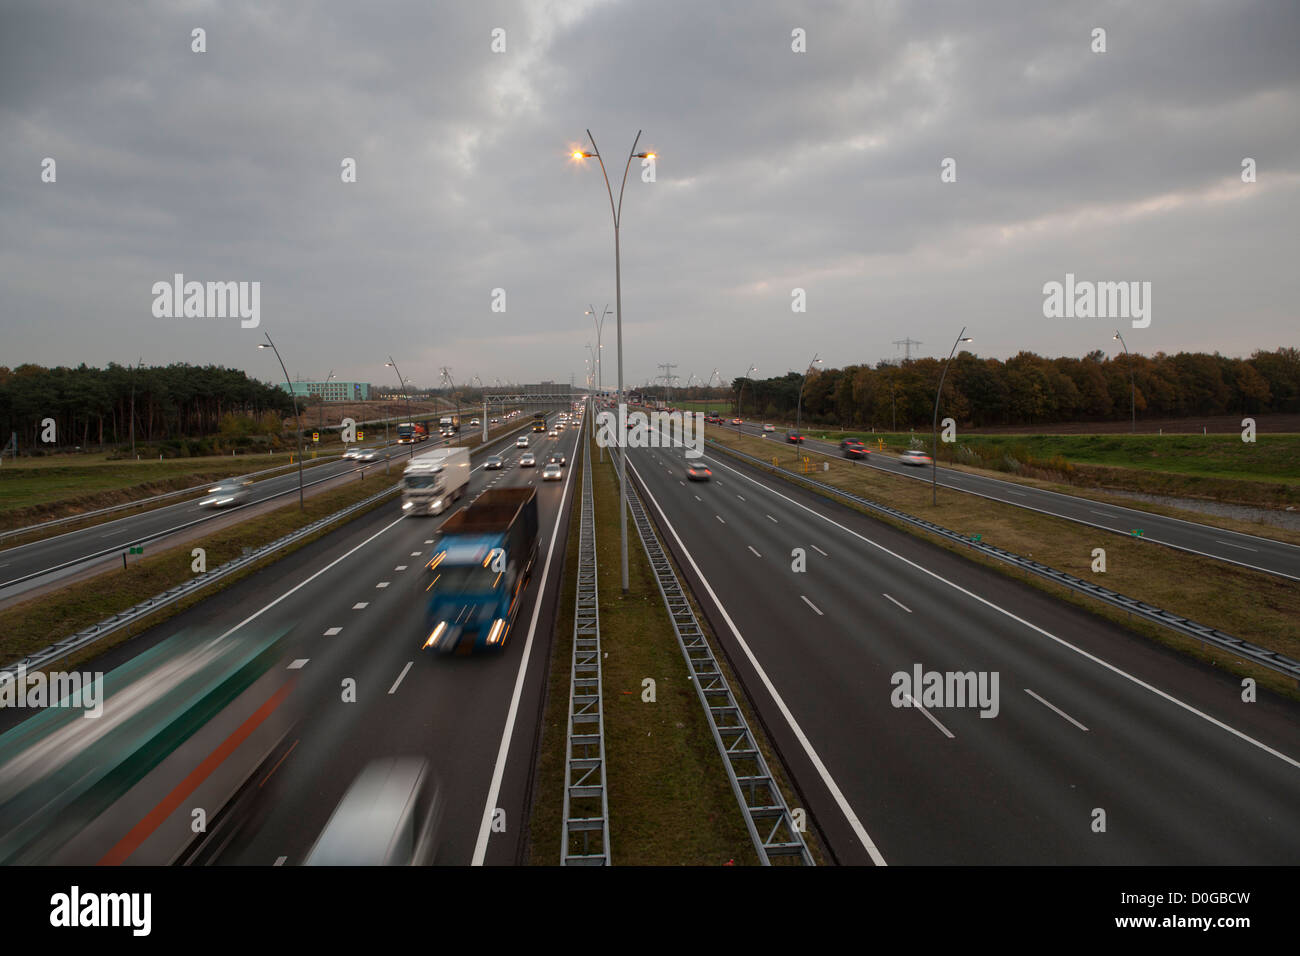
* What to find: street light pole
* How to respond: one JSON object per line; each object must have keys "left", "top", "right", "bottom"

{"left": 932, "top": 328, "right": 973, "bottom": 505}
{"left": 386, "top": 358, "right": 413, "bottom": 458}
{"left": 587, "top": 304, "right": 610, "bottom": 462}
{"left": 795, "top": 354, "right": 821, "bottom": 434}
{"left": 1113, "top": 331, "right": 1136, "bottom": 434}
{"left": 575, "top": 131, "right": 654, "bottom": 595}
{"left": 736, "top": 364, "right": 757, "bottom": 434}
{"left": 258, "top": 335, "right": 305, "bottom": 510}
{"left": 128, "top": 357, "right": 143, "bottom": 459}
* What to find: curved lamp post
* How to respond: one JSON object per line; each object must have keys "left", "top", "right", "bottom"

{"left": 572, "top": 131, "right": 655, "bottom": 594}
{"left": 1113, "top": 331, "right": 1135, "bottom": 433}
{"left": 736, "top": 363, "right": 757, "bottom": 433}
{"left": 385, "top": 357, "right": 413, "bottom": 458}
{"left": 931, "top": 328, "right": 973, "bottom": 505}
{"left": 257, "top": 335, "right": 305, "bottom": 510}
{"left": 795, "top": 354, "right": 822, "bottom": 433}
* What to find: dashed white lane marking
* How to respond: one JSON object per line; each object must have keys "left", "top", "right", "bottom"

{"left": 1215, "top": 540, "right": 1258, "bottom": 552}
{"left": 1088, "top": 510, "right": 1112, "bottom": 518}
{"left": 801, "top": 595, "right": 823, "bottom": 615}
{"left": 765, "top": 514, "right": 779, "bottom": 523}
{"left": 376, "top": 582, "right": 389, "bottom": 589}
{"left": 904, "top": 695, "right": 955, "bottom": 738}
{"left": 694, "top": 495, "right": 702, "bottom": 502}
{"left": 748, "top": 546, "right": 762, "bottom": 558}
{"left": 1024, "top": 689, "right": 1089, "bottom": 731}
{"left": 274, "top": 856, "right": 287, "bottom": 866}
{"left": 287, "top": 659, "right": 309, "bottom": 670}
{"left": 882, "top": 593, "right": 912, "bottom": 613}
{"left": 811, "top": 545, "right": 828, "bottom": 556}
{"left": 424, "top": 539, "right": 434, "bottom": 544}
{"left": 736, "top": 495, "right": 746, "bottom": 502}
{"left": 353, "top": 602, "right": 369, "bottom": 609}
{"left": 715, "top": 515, "right": 726, "bottom": 524}
{"left": 410, "top": 552, "right": 422, "bottom": 557}
{"left": 389, "top": 661, "right": 414, "bottom": 695}
{"left": 323, "top": 627, "right": 342, "bottom": 636}
{"left": 395, "top": 565, "right": 407, "bottom": 571}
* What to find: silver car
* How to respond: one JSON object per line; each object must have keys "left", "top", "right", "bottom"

{"left": 520, "top": 452, "right": 536, "bottom": 467}
{"left": 199, "top": 479, "right": 252, "bottom": 508}
{"left": 542, "top": 463, "right": 563, "bottom": 481}
{"left": 900, "top": 449, "right": 932, "bottom": 466}
{"left": 305, "top": 758, "right": 442, "bottom": 866}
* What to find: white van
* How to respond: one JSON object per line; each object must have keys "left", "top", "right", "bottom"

{"left": 401, "top": 446, "right": 470, "bottom": 515}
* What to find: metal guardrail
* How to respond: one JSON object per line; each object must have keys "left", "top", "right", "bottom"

{"left": 561, "top": 435, "right": 610, "bottom": 865}
{"left": 707, "top": 439, "right": 1300, "bottom": 685}
{"left": 625, "top": 476, "right": 814, "bottom": 865}
{"left": 0, "top": 455, "right": 346, "bottom": 543}
{"left": 0, "top": 483, "right": 402, "bottom": 680}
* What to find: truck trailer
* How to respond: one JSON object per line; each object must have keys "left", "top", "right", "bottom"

{"left": 401, "top": 446, "right": 470, "bottom": 516}
{"left": 423, "top": 487, "right": 539, "bottom": 653}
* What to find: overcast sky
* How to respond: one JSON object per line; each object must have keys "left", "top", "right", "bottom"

{"left": 2, "top": 0, "right": 1297, "bottom": 392}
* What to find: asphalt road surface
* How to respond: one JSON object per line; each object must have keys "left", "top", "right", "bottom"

{"left": 717, "top": 419, "right": 1300, "bottom": 581}
{"left": 624, "top": 439, "right": 1300, "bottom": 864}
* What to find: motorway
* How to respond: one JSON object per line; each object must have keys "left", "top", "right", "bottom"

{"left": 0, "top": 414, "right": 582, "bottom": 865}
{"left": 624, "top": 439, "right": 1300, "bottom": 864}
{"left": 717, "top": 419, "right": 1300, "bottom": 581}
{"left": 0, "top": 422, "right": 520, "bottom": 603}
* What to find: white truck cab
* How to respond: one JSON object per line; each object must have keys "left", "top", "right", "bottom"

{"left": 401, "top": 446, "right": 470, "bottom": 515}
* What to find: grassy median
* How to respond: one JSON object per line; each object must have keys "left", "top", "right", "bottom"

{"left": 708, "top": 429, "right": 1300, "bottom": 701}
{"left": 530, "top": 434, "right": 765, "bottom": 865}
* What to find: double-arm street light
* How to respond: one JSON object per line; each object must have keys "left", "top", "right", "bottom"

{"left": 1113, "top": 331, "right": 1136, "bottom": 433}
{"left": 257, "top": 334, "right": 305, "bottom": 510}
{"left": 795, "top": 354, "right": 822, "bottom": 433}
{"left": 572, "top": 129, "right": 655, "bottom": 595}
{"left": 931, "top": 328, "right": 973, "bottom": 505}
{"left": 386, "top": 357, "right": 413, "bottom": 457}
{"left": 587, "top": 304, "right": 611, "bottom": 461}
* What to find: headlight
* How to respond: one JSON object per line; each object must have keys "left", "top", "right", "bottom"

{"left": 402, "top": 502, "right": 413, "bottom": 510}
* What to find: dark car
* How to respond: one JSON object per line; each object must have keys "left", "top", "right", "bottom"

{"left": 840, "top": 438, "right": 866, "bottom": 449}
{"left": 484, "top": 455, "right": 504, "bottom": 470}
{"left": 786, "top": 431, "right": 805, "bottom": 444}
{"left": 843, "top": 444, "right": 870, "bottom": 460}
{"left": 686, "top": 462, "right": 712, "bottom": 481}
{"left": 547, "top": 452, "right": 567, "bottom": 467}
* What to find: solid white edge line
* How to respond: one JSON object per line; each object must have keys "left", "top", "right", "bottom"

{"left": 701, "top": 451, "right": 1300, "bottom": 772}
{"left": 472, "top": 430, "right": 579, "bottom": 865}
{"left": 905, "top": 694, "right": 956, "bottom": 738}
{"left": 626, "top": 453, "right": 889, "bottom": 865}
{"left": 1024, "top": 688, "right": 1089, "bottom": 731}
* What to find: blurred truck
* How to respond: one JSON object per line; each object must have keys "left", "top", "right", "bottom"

{"left": 423, "top": 487, "right": 539, "bottom": 653}
{"left": 401, "top": 447, "right": 470, "bottom": 516}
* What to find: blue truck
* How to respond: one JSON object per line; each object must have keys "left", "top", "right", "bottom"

{"left": 423, "top": 487, "right": 539, "bottom": 653}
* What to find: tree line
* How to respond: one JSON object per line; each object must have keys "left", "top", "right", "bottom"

{"left": 0, "top": 363, "right": 295, "bottom": 453}
{"left": 727, "top": 347, "right": 1300, "bottom": 430}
